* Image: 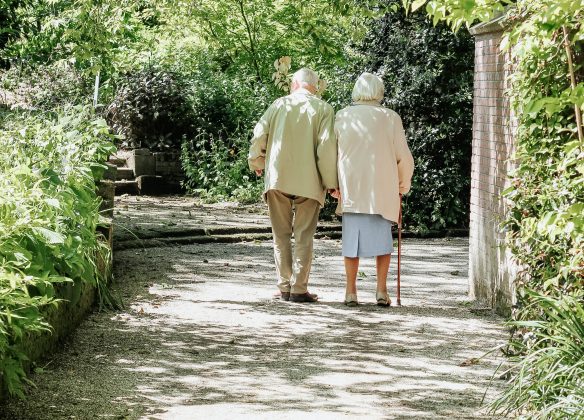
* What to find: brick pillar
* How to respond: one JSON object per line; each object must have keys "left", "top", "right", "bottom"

{"left": 469, "top": 19, "right": 517, "bottom": 315}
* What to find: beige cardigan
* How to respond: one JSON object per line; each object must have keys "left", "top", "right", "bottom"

{"left": 248, "top": 89, "right": 338, "bottom": 206}
{"left": 335, "top": 101, "right": 414, "bottom": 223}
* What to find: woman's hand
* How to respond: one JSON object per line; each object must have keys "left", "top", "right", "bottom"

{"left": 328, "top": 189, "right": 341, "bottom": 200}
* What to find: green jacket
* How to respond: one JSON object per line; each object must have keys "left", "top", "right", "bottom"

{"left": 248, "top": 88, "right": 338, "bottom": 206}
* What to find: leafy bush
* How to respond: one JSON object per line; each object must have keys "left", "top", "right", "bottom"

{"left": 493, "top": 293, "right": 584, "bottom": 417}
{"left": 495, "top": 7, "right": 583, "bottom": 415}
{"left": 105, "top": 67, "right": 196, "bottom": 151}
{"left": 361, "top": 2, "right": 474, "bottom": 230}
{"left": 0, "top": 61, "right": 92, "bottom": 110}
{"left": 0, "top": 106, "right": 115, "bottom": 397}
{"left": 181, "top": 129, "right": 264, "bottom": 204}
{"left": 178, "top": 58, "right": 272, "bottom": 202}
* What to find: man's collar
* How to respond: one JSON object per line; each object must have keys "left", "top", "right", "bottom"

{"left": 291, "top": 87, "right": 315, "bottom": 96}
{"left": 353, "top": 100, "right": 381, "bottom": 106}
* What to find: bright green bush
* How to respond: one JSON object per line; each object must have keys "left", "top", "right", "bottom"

{"left": 178, "top": 59, "right": 272, "bottom": 202}
{"left": 496, "top": 6, "right": 584, "bottom": 415}
{"left": 494, "top": 292, "right": 584, "bottom": 418}
{"left": 181, "top": 129, "right": 264, "bottom": 204}
{"left": 0, "top": 106, "right": 115, "bottom": 397}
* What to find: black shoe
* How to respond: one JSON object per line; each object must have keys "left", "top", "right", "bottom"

{"left": 290, "top": 292, "right": 318, "bottom": 303}
{"left": 274, "top": 291, "right": 290, "bottom": 301}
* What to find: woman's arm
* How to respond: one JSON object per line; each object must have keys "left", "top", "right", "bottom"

{"left": 393, "top": 114, "right": 414, "bottom": 194}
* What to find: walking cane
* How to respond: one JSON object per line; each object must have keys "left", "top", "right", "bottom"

{"left": 397, "top": 194, "right": 402, "bottom": 306}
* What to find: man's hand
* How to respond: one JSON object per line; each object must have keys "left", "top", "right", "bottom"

{"left": 328, "top": 189, "right": 341, "bottom": 200}
{"left": 255, "top": 169, "right": 264, "bottom": 176}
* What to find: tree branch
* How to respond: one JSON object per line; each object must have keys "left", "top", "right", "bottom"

{"left": 563, "top": 26, "right": 584, "bottom": 144}
{"left": 236, "top": 0, "right": 262, "bottom": 83}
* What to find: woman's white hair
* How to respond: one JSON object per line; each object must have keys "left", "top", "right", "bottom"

{"left": 291, "top": 68, "right": 319, "bottom": 88}
{"left": 352, "top": 72, "right": 384, "bottom": 102}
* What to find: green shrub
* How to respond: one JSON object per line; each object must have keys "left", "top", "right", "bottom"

{"left": 0, "top": 105, "right": 115, "bottom": 397}
{"left": 178, "top": 58, "right": 272, "bottom": 202}
{"left": 105, "top": 66, "right": 196, "bottom": 151}
{"left": 493, "top": 292, "right": 584, "bottom": 418}
{"left": 492, "top": 8, "right": 584, "bottom": 415}
{"left": 0, "top": 61, "right": 93, "bottom": 110}
{"left": 181, "top": 129, "right": 263, "bottom": 204}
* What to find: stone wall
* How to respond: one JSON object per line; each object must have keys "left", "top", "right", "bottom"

{"left": 153, "top": 151, "right": 184, "bottom": 183}
{"left": 469, "top": 18, "right": 517, "bottom": 315}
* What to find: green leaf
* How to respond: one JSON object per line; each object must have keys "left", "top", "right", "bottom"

{"left": 411, "top": 0, "right": 426, "bottom": 12}
{"left": 33, "top": 227, "right": 66, "bottom": 245}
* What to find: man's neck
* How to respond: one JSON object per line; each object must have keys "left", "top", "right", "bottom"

{"left": 291, "top": 87, "right": 316, "bottom": 95}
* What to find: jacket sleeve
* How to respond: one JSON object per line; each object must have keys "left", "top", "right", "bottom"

{"left": 248, "top": 105, "right": 273, "bottom": 171}
{"left": 316, "top": 104, "right": 338, "bottom": 189}
{"left": 393, "top": 114, "right": 414, "bottom": 194}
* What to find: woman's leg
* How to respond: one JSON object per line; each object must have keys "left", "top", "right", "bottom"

{"left": 344, "top": 257, "right": 360, "bottom": 295}
{"left": 376, "top": 254, "right": 391, "bottom": 294}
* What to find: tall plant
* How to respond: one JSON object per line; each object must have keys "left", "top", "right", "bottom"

{"left": 0, "top": 106, "right": 116, "bottom": 397}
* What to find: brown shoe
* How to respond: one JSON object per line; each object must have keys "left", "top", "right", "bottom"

{"left": 290, "top": 292, "right": 318, "bottom": 303}
{"left": 274, "top": 291, "right": 290, "bottom": 301}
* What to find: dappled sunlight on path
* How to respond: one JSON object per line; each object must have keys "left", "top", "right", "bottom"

{"left": 1, "top": 238, "right": 507, "bottom": 419}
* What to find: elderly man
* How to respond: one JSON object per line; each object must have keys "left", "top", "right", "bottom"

{"left": 248, "top": 68, "right": 338, "bottom": 303}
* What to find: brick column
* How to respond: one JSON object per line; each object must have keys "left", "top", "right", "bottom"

{"left": 469, "top": 19, "right": 517, "bottom": 315}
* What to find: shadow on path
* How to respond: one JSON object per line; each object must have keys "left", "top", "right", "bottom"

{"left": 1, "top": 238, "right": 507, "bottom": 419}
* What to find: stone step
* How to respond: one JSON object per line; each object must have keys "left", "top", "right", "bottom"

{"left": 114, "top": 180, "right": 139, "bottom": 196}
{"left": 103, "top": 163, "right": 118, "bottom": 181}
{"left": 97, "top": 181, "right": 115, "bottom": 218}
{"left": 116, "top": 167, "right": 135, "bottom": 181}
{"left": 108, "top": 157, "right": 127, "bottom": 167}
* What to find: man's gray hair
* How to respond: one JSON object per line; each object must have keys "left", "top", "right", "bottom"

{"left": 352, "top": 72, "right": 384, "bottom": 102}
{"left": 291, "top": 68, "right": 319, "bottom": 88}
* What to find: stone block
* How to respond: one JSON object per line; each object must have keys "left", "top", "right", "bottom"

{"left": 137, "top": 175, "right": 166, "bottom": 195}
{"left": 103, "top": 163, "right": 118, "bottom": 181}
{"left": 114, "top": 180, "right": 139, "bottom": 195}
{"left": 128, "top": 154, "right": 156, "bottom": 177}
{"left": 96, "top": 218, "right": 114, "bottom": 254}
{"left": 133, "top": 148, "right": 151, "bottom": 156}
{"left": 116, "top": 167, "right": 135, "bottom": 180}
{"left": 97, "top": 181, "right": 115, "bottom": 218}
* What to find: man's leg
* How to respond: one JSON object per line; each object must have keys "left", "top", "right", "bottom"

{"left": 290, "top": 196, "right": 320, "bottom": 295}
{"left": 266, "top": 190, "right": 294, "bottom": 293}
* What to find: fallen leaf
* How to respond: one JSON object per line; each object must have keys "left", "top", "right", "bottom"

{"left": 459, "top": 357, "right": 480, "bottom": 367}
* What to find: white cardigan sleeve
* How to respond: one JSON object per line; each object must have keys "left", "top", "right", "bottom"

{"left": 393, "top": 115, "right": 414, "bottom": 194}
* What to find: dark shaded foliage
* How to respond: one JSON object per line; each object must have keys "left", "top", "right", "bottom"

{"left": 361, "top": 3, "right": 474, "bottom": 230}
{"left": 105, "top": 67, "right": 197, "bottom": 151}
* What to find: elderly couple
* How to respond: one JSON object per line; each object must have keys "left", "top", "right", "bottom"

{"left": 248, "top": 68, "right": 414, "bottom": 306}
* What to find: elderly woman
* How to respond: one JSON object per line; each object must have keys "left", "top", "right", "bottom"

{"left": 334, "top": 73, "right": 414, "bottom": 307}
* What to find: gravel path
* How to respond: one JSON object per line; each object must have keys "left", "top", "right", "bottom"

{"left": 1, "top": 236, "right": 508, "bottom": 419}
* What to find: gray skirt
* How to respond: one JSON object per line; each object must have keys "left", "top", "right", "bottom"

{"left": 342, "top": 213, "right": 394, "bottom": 258}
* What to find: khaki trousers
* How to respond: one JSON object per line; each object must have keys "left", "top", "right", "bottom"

{"left": 266, "top": 190, "right": 320, "bottom": 294}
